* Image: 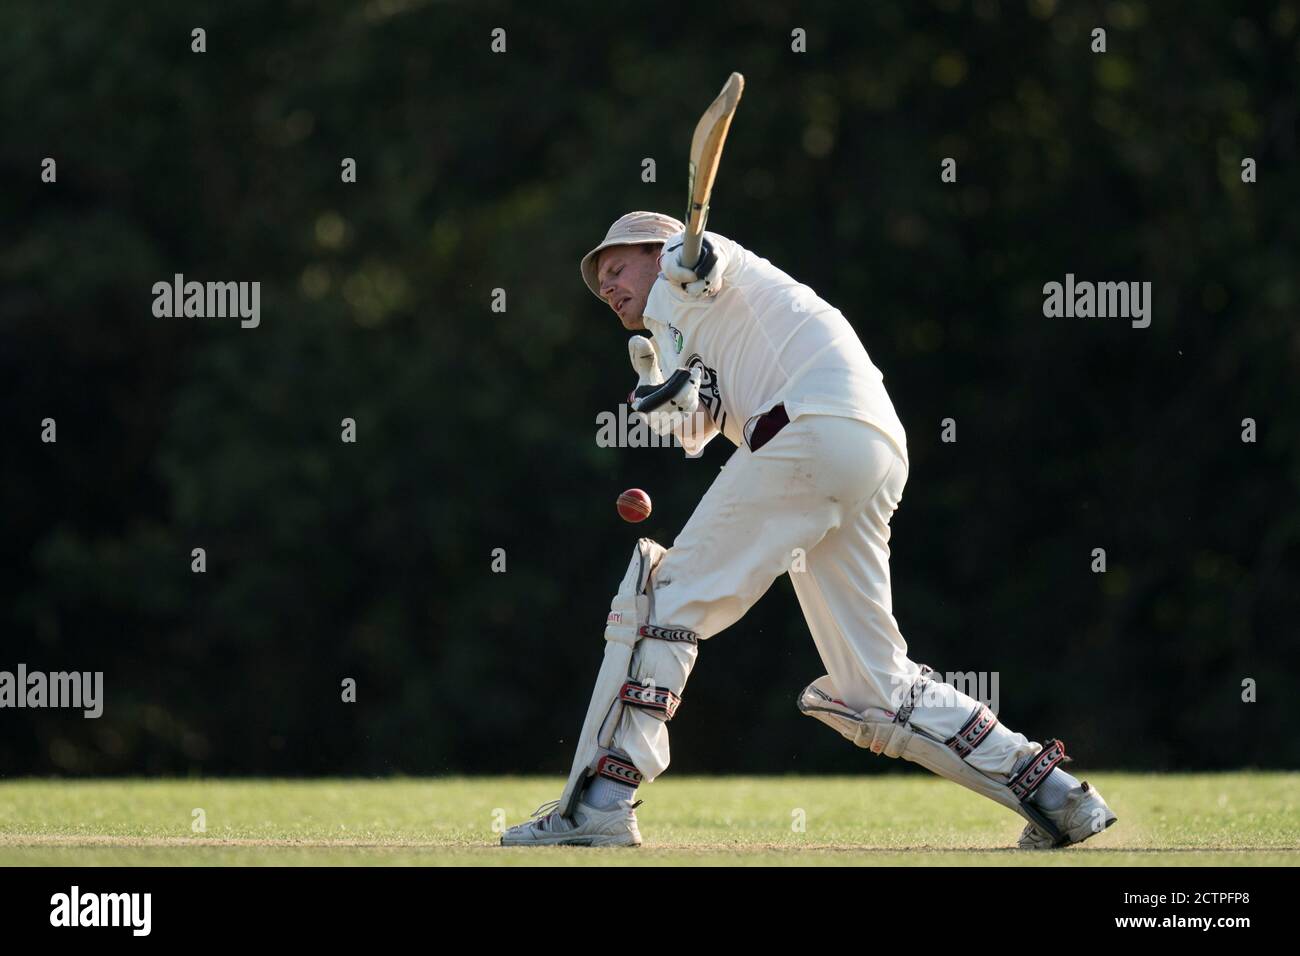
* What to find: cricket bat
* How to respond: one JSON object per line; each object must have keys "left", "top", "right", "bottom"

{"left": 681, "top": 71, "right": 744, "bottom": 269}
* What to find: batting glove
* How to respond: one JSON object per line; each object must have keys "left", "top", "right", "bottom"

{"left": 660, "top": 236, "right": 723, "bottom": 297}
{"left": 630, "top": 367, "right": 702, "bottom": 438}
{"left": 628, "top": 333, "right": 665, "bottom": 388}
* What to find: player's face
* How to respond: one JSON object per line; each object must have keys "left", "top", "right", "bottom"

{"left": 597, "top": 245, "right": 661, "bottom": 331}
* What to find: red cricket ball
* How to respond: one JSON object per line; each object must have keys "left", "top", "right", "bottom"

{"left": 617, "top": 488, "right": 652, "bottom": 523}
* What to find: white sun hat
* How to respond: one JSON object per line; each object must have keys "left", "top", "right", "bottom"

{"left": 579, "top": 211, "right": 685, "bottom": 301}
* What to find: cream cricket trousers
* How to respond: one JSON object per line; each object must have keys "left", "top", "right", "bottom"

{"left": 613, "top": 413, "right": 926, "bottom": 780}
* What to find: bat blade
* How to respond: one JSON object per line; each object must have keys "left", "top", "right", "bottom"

{"left": 683, "top": 71, "right": 744, "bottom": 268}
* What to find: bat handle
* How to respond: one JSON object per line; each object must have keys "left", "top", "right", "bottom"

{"left": 680, "top": 235, "right": 701, "bottom": 270}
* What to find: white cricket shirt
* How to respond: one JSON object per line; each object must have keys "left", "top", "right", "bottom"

{"left": 640, "top": 231, "right": 908, "bottom": 462}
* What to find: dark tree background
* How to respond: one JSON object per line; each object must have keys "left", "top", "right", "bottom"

{"left": 2, "top": 0, "right": 1297, "bottom": 776}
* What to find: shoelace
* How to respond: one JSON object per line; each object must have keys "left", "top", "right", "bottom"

{"left": 523, "top": 797, "right": 643, "bottom": 826}
{"left": 525, "top": 799, "right": 562, "bottom": 830}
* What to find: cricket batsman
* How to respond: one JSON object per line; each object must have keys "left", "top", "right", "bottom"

{"left": 501, "top": 211, "right": 1118, "bottom": 849}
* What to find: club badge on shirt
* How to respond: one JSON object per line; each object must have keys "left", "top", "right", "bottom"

{"left": 669, "top": 324, "right": 684, "bottom": 355}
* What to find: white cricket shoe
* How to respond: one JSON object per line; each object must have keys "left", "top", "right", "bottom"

{"left": 1018, "top": 781, "right": 1118, "bottom": 849}
{"left": 500, "top": 798, "right": 642, "bottom": 847}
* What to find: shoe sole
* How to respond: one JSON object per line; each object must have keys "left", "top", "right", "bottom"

{"left": 500, "top": 834, "right": 641, "bottom": 848}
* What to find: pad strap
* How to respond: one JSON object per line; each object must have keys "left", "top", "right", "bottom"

{"left": 638, "top": 624, "right": 699, "bottom": 644}
{"left": 946, "top": 704, "right": 998, "bottom": 759}
{"left": 595, "top": 752, "right": 643, "bottom": 786}
{"left": 1009, "top": 738, "right": 1069, "bottom": 800}
{"left": 619, "top": 681, "right": 682, "bottom": 719}
{"left": 614, "top": 625, "right": 695, "bottom": 722}
{"left": 891, "top": 664, "right": 935, "bottom": 725}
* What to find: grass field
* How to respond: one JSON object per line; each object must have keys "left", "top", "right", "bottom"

{"left": 0, "top": 773, "right": 1296, "bottom": 866}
